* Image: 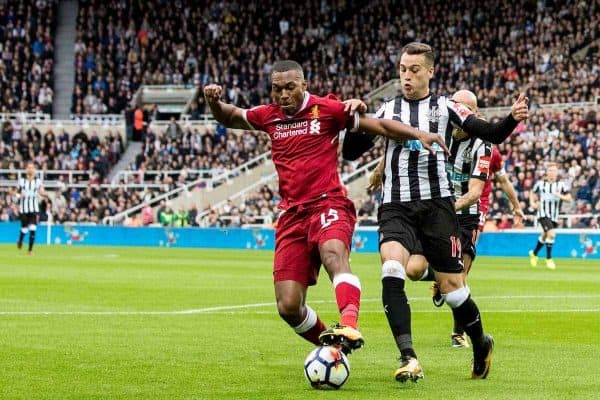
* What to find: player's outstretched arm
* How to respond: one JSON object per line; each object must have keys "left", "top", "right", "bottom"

{"left": 495, "top": 172, "right": 524, "bottom": 224}
{"left": 455, "top": 178, "right": 485, "bottom": 211}
{"left": 451, "top": 93, "right": 529, "bottom": 144}
{"left": 356, "top": 116, "right": 449, "bottom": 155}
{"left": 39, "top": 185, "right": 49, "bottom": 198}
{"left": 557, "top": 191, "right": 573, "bottom": 202}
{"left": 204, "top": 84, "right": 252, "bottom": 130}
{"left": 367, "top": 157, "right": 385, "bottom": 194}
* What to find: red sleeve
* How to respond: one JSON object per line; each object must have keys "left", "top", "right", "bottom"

{"left": 242, "top": 105, "right": 269, "bottom": 131}
{"left": 324, "top": 94, "right": 353, "bottom": 132}
{"left": 490, "top": 147, "right": 503, "bottom": 174}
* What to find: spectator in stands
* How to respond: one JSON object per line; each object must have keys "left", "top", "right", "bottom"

{"left": 133, "top": 106, "right": 144, "bottom": 141}
{"left": 72, "top": 0, "right": 598, "bottom": 117}
{"left": 159, "top": 205, "right": 175, "bottom": 226}
{"left": 141, "top": 203, "right": 154, "bottom": 226}
{"left": 0, "top": 1, "right": 57, "bottom": 114}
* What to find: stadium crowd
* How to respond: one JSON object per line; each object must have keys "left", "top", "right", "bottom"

{"left": 0, "top": 123, "right": 123, "bottom": 178}
{"left": 0, "top": 0, "right": 598, "bottom": 228}
{"left": 0, "top": 0, "right": 57, "bottom": 114}
{"left": 72, "top": 0, "right": 598, "bottom": 116}
{"left": 198, "top": 107, "right": 599, "bottom": 230}
{"left": 1, "top": 106, "right": 597, "bottom": 228}
{"left": 127, "top": 123, "right": 271, "bottom": 186}
{"left": 145, "top": 183, "right": 282, "bottom": 228}
{"left": 493, "top": 106, "right": 599, "bottom": 229}
{"left": 0, "top": 183, "right": 154, "bottom": 224}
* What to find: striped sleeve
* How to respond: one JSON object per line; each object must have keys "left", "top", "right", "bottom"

{"left": 447, "top": 99, "right": 475, "bottom": 126}
{"left": 471, "top": 141, "right": 492, "bottom": 180}
{"left": 374, "top": 103, "right": 386, "bottom": 119}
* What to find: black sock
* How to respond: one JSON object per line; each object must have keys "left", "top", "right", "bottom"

{"left": 28, "top": 231, "right": 36, "bottom": 251}
{"left": 546, "top": 242, "right": 553, "bottom": 259}
{"left": 18, "top": 231, "right": 25, "bottom": 244}
{"left": 453, "top": 318, "right": 464, "bottom": 335}
{"left": 533, "top": 240, "right": 544, "bottom": 256}
{"left": 382, "top": 277, "right": 417, "bottom": 359}
{"left": 450, "top": 296, "right": 485, "bottom": 348}
{"left": 419, "top": 265, "right": 436, "bottom": 281}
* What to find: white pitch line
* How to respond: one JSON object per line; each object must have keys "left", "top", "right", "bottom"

{"left": 198, "top": 309, "right": 600, "bottom": 315}
{"left": 0, "top": 309, "right": 599, "bottom": 316}
{"left": 1, "top": 294, "right": 599, "bottom": 316}
{"left": 172, "top": 302, "right": 275, "bottom": 314}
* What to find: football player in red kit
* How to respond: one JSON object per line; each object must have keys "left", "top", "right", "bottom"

{"left": 478, "top": 146, "right": 524, "bottom": 232}
{"left": 204, "top": 60, "right": 446, "bottom": 354}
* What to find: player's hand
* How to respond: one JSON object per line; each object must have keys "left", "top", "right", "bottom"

{"left": 367, "top": 167, "right": 383, "bottom": 193}
{"left": 417, "top": 131, "right": 450, "bottom": 155}
{"left": 513, "top": 208, "right": 525, "bottom": 226}
{"left": 343, "top": 99, "right": 368, "bottom": 116}
{"left": 204, "top": 84, "right": 223, "bottom": 104}
{"left": 511, "top": 93, "right": 529, "bottom": 121}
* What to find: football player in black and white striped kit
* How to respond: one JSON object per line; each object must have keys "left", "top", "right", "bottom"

{"left": 17, "top": 161, "right": 47, "bottom": 254}
{"left": 369, "top": 89, "right": 494, "bottom": 348}
{"left": 351, "top": 43, "right": 529, "bottom": 382}
{"left": 528, "top": 163, "right": 572, "bottom": 269}
{"left": 401, "top": 90, "right": 493, "bottom": 350}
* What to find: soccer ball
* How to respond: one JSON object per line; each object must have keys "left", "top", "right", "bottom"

{"left": 303, "top": 345, "right": 350, "bottom": 389}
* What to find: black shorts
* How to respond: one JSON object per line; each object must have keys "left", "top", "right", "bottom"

{"left": 378, "top": 198, "right": 463, "bottom": 273}
{"left": 539, "top": 217, "right": 558, "bottom": 232}
{"left": 20, "top": 212, "right": 38, "bottom": 228}
{"left": 457, "top": 214, "right": 479, "bottom": 261}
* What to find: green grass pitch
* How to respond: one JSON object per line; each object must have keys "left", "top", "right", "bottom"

{"left": 1, "top": 244, "right": 599, "bottom": 399}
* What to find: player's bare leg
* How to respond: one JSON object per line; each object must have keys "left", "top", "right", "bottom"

{"left": 318, "top": 239, "right": 364, "bottom": 353}
{"left": 381, "top": 241, "right": 424, "bottom": 382}
{"left": 275, "top": 280, "right": 326, "bottom": 346}
{"left": 406, "top": 255, "right": 443, "bottom": 306}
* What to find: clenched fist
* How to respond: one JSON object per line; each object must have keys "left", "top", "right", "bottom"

{"left": 204, "top": 84, "right": 223, "bottom": 103}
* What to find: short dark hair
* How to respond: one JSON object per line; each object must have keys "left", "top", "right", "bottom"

{"left": 400, "top": 42, "right": 435, "bottom": 66}
{"left": 272, "top": 60, "right": 304, "bottom": 74}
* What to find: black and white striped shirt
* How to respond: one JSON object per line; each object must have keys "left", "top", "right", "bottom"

{"left": 533, "top": 180, "right": 568, "bottom": 222}
{"left": 378, "top": 94, "right": 480, "bottom": 203}
{"left": 18, "top": 177, "right": 42, "bottom": 214}
{"left": 447, "top": 136, "right": 492, "bottom": 215}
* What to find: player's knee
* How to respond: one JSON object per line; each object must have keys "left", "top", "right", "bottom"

{"left": 381, "top": 260, "right": 406, "bottom": 280}
{"left": 405, "top": 258, "right": 427, "bottom": 281}
{"left": 21, "top": 228, "right": 28, "bottom": 234}
{"left": 28, "top": 224, "right": 37, "bottom": 232}
{"left": 276, "top": 296, "right": 303, "bottom": 322}
{"left": 443, "top": 286, "right": 471, "bottom": 308}
{"left": 436, "top": 273, "right": 463, "bottom": 293}
{"left": 320, "top": 246, "right": 348, "bottom": 274}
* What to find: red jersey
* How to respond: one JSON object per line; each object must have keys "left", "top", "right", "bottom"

{"left": 243, "top": 92, "right": 355, "bottom": 210}
{"left": 479, "top": 146, "right": 504, "bottom": 216}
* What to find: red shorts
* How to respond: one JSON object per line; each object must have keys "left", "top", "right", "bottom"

{"left": 273, "top": 196, "right": 356, "bottom": 287}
